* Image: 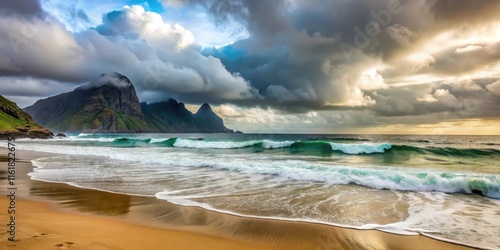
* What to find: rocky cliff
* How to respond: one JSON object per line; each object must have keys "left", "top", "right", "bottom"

{"left": 25, "top": 72, "right": 150, "bottom": 133}
{"left": 0, "top": 95, "right": 53, "bottom": 139}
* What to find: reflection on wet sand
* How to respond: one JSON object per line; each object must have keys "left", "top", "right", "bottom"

{"left": 0, "top": 156, "right": 7, "bottom": 180}
{"left": 30, "top": 181, "right": 132, "bottom": 216}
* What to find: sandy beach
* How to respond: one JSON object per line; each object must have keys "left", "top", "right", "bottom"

{"left": 0, "top": 148, "right": 477, "bottom": 250}
{"left": 1, "top": 0, "right": 499, "bottom": 248}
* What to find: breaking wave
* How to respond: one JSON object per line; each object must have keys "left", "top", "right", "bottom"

{"left": 45, "top": 136, "right": 500, "bottom": 157}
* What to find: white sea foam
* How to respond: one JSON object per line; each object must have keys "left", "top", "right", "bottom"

{"left": 149, "top": 138, "right": 170, "bottom": 143}
{"left": 387, "top": 192, "right": 500, "bottom": 249}
{"left": 261, "top": 140, "right": 296, "bottom": 149}
{"left": 329, "top": 142, "right": 392, "bottom": 154}
{"left": 77, "top": 133, "right": 93, "bottom": 137}
{"left": 65, "top": 136, "right": 115, "bottom": 142}
{"left": 173, "top": 138, "right": 260, "bottom": 149}
{"left": 21, "top": 135, "right": 396, "bottom": 155}
{"left": 170, "top": 138, "right": 393, "bottom": 155}
{"left": 22, "top": 143, "right": 500, "bottom": 198}
{"left": 154, "top": 192, "right": 423, "bottom": 235}
{"left": 154, "top": 190, "right": 499, "bottom": 250}
{"left": 16, "top": 136, "right": 113, "bottom": 142}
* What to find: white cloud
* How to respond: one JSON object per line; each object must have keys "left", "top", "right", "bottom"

{"left": 417, "top": 94, "right": 438, "bottom": 103}
{"left": 0, "top": 76, "right": 78, "bottom": 107}
{"left": 386, "top": 24, "right": 415, "bottom": 46}
{"left": 265, "top": 84, "right": 318, "bottom": 102}
{"left": 0, "top": 5, "right": 260, "bottom": 104}
{"left": 0, "top": 14, "right": 86, "bottom": 80}
{"left": 486, "top": 79, "right": 500, "bottom": 95}
{"left": 161, "top": 0, "right": 185, "bottom": 7}
{"left": 1, "top": 0, "right": 500, "bottom": 135}
{"left": 450, "top": 79, "right": 483, "bottom": 91}
{"left": 418, "top": 88, "right": 460, "bottom": 108}
{"left": 356, "top": 68, "right": 387, "bottom": 91}
{"left": 434, "top": 89, "right": 460, "bottom": 108}
{"left": 455, "top": 45, "right": 482, "bottom": 54}
{"left": 97, "top": 5, "right": 196, "bottom": 50}
{"left": 0, "top": 76, "right": 76, "bottom": 96}
{"left": 209, "top": 105, "right": 332, "bottom": 133}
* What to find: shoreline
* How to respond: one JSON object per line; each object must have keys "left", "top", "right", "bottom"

{"left": 23, "top": 175, "right": 490, "bottom": 250}
{"left": 1, "top": 148, "right": 479, "bottom": 249}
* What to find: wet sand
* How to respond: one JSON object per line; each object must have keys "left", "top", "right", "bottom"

{"left": 0, "top": 148, "right": 477, "bottom": 249}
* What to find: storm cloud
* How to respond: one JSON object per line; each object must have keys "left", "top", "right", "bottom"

{"left": 0, "top": 0, "right": 43, "bottom": 17}
{"left": 1, "top": 0, "right": 499, "bottom": 133}
{"left": 188, "top": 0, "right": 500, "bottom": 122}
{"left": 0, "top": 1, "right": 259, "bottom": 105}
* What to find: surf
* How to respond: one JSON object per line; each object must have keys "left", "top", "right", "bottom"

{"left": 49, "top": 136, "right": 500, "bottom": 158}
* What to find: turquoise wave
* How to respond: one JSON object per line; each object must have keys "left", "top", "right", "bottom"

{"left": 77, "top": 137, "right": 500, "bottom": 157}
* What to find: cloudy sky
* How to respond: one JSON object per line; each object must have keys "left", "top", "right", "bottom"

{"left": 1, "top": 0, "right": 499, "bottom": 134}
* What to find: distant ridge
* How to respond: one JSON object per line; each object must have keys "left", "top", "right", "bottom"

{"left": 24, "top": 72, "right": 234, "bottom": 133}
{"left": 141, "top": 99, "right": 234, "bottom": 133}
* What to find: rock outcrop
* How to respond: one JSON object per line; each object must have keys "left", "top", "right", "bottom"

{"left": 193, "top": 103, "right": 233, "bottom": 133}
{"left": 25, "top": 72, "right": 150, "bottom": 133}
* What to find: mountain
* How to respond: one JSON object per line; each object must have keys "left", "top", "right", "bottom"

{"left": 24, "top": 72, "right": 234, "bottom": 133}
{"left": 194, "top": 103, "right": 234, "bottom": 133}
{"left": 0, "top": 95, "right": 53, "bottom": 139}
{"left": 142, "top": 99, "right": 234, "bottom": 133}
{"left": 25, "top": 72, "right": 150, "bottom": 133}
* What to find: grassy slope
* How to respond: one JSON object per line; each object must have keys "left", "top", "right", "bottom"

{"left": 54, "top": 104, "right": 151, "bottom": 132}
{"left": 115, "top": 112, "right": 150, "bottom": 131}
{"left": 0, "top": 96, "right": 40, "bottom": 131}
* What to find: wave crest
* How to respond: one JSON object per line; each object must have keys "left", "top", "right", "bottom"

{"left": 54, "top": 136, "right": 500, "bottom": 157}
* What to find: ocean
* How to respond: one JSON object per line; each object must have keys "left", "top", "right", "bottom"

{"left": 18, "top": 133, "right": 500, "bottom": 249}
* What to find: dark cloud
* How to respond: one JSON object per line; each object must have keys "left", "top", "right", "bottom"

{"left": 192, "top": 0, "right": 500, "bottom": 122}
{"left": 0, "top": 0, "right": 43, "bottom": 17}
{"left": 207, "top": 0, "right": 289, "bottom": 40}
{"left": 424, "top": 43, "right": 500, "bottom": 76}
{"left": 0, "top": 5, "right": 259, "bottom": 105}
{"left": 368, "top": 79, "right": 500, "bottom": 119}
{"left": 197, "top": 0, "right": 413, "bottom": 111}
{"left": 1, "top": 0, "right": 500, "bottom": 130}
{"left": 0, "top": 76, "right": 78, "bottom": 107}
{"left": 428, "top": 0, "right": 500, "bottom": 25}
{"left": 0, "top": 76, "right": 77, "bottom": 97}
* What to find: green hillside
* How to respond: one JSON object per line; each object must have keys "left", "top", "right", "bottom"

{"left": 0, "top": 95, "right": 40, "bottom": 131}
{"left": 0, "top": 95, "right": 53, "bottom": 139}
